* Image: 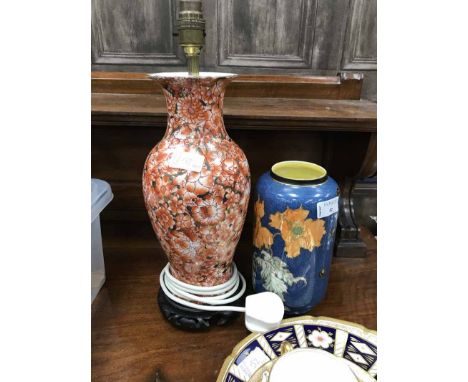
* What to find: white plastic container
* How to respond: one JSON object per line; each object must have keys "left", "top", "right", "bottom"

{"left": 91, "top": 179, "right": 113, "bottom": 302}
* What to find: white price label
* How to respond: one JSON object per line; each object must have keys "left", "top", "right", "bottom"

{"left": 317, "top": 196, "right": 339, "bottom": 218}
{"left": 167, "top": 148, "right": 205, "bottom": 172}
{"left": 238, "top": 347, "right": 270, "bottom": 380}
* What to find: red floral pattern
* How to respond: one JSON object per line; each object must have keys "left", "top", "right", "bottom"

{"left": 142, "top": 74, "right": 251, "bottom": 286}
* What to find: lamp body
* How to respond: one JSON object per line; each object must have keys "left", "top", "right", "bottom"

{"left": 143, "top": 73, "right": 250, "bottom": 287}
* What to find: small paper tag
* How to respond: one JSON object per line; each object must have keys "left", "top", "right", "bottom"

{"left": 167, "top": 148, "right": 205, "bottom": 172}
{"left": 237, "top": 347, "right": 270, "bottom": 380}
{"left": 317, "top": 196, "right": 339, "bottom": 218}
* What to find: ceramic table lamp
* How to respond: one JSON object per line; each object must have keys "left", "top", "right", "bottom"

{"left": 142, "top": 0, "right": 251, "bottom": 329}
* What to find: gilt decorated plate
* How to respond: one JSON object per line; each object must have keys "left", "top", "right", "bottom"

{"left": 216, "top": 316, "right": 377, "bottom": 382}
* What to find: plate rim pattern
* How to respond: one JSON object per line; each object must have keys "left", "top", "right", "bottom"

{"left": 216, "top": 315, "right": 377, "bottom": 382}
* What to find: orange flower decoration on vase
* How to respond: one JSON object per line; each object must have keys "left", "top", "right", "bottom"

{"left": 253, "top": 199, "right": 273, "bottom": 249}
{"left": 269, "top": 207, "right": 326, "bottom": 258}
{"left": 142, "top": 73, "right": 250, "bottom": 287}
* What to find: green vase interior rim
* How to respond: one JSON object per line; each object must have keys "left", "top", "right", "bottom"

{"left": 271, "top": 161, "right": 327, "bottom": 182}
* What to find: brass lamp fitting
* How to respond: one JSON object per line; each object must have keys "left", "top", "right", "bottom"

{"left": 177, "top": 0, "right": 206, "bottom": 76}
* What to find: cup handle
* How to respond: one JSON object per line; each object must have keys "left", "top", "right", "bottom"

{"left": 279, "top": 340, "right": 294, "bottom": 355}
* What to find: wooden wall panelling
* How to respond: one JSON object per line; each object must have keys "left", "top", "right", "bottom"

{"left": 198, "top": 0, "right": 217, "bottom": 69}
{"left": 341, "top": 0, "right": 377, "bottom": 71}
{"left": 340, "top": 0, "right": 377, "bottom": 101}
{"left": 91, "top": 0, "right": 184, "bottom": 66}
{"left": 90, "top": 0, "right": 374, "bottom": 73}
{"left": 359, "top": 70, "right": 377, "bottom": 102}
{"left": 218, "top": 0, "right": 316, "bottom": 68}
{"left": 91, "top": 0, "right": 377, "bottom": 100}
{"left": 311, "top": 0, "right": 350, "bottom": 71}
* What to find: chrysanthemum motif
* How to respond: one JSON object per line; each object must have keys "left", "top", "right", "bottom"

{"left": 253, "top": 198, "right": 274, "bottom": 249}
{"left": 154, "top": 207, "right": 175, "bottom": 231}
{"left": 169, "top": 196, "right": 186, "bottom": 214}
{"left": 192, "top": 197, "right": 225, "bottom": 225}
{"left": 269, "top": 207, "right": 325, "bottom": 258}
{"left": 178, "top": 96, "right": 205, "bottom": 124}
{"left": 175, "top": 213, "right": 192, "bottom": 229}
{"left": 171, "top": 231, "right": 200, "bottom": 258}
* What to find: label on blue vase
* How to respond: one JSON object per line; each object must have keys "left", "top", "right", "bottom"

{"left": 317, "top": 196, "right": 339, "bottom": 218}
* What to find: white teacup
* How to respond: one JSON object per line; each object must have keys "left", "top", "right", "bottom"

{"left": 268, "top": 348, "right": 356, "bottom": 382}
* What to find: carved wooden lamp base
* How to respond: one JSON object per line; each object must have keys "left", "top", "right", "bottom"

{"left": 157, "top": 288, "right": 243, "bottom": 330}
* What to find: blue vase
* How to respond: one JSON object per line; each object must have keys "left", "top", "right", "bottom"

{"left": 252, "top": 161, "right": 339, "bottom": 315}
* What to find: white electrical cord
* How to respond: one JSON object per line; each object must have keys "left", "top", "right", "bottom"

{"left": 159, "top": 262, "right": 285, "bottom": 332}
{"left": 159, "top": 262, "right": 247, "bottom": 312}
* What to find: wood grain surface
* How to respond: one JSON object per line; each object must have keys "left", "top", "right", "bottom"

{"left": 92, "top": 93, "right": 376, "bottom": 131}
{"left": 91, "top": 72, "right": 375, "bottom": 131}
{"left": 91, "top": 0, "right": 376, "bottom": 100}
{"left": 91, "top": 72, "right": 364, "bottom": 100}
{"left": 91, "top": 223, "right": 376, "bottom": 382}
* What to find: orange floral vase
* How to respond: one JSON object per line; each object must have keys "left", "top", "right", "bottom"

{"left": 142, "top": 73, "right": 250, "bottom": 287}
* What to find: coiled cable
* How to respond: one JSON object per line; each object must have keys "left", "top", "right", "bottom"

{"left": 159, "top": 262, "right": 246, "bottom": 312}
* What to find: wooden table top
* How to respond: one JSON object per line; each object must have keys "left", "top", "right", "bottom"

{"left": 92, "top": 226, "right": 376, "bottom": 382}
